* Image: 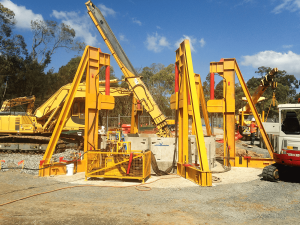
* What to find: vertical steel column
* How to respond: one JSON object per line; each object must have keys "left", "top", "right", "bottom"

{"left": 223, "top": 69, "right": 236, "bottom": 166}
{"left": 84, "top": 48, "right": 100, "bottom": 151}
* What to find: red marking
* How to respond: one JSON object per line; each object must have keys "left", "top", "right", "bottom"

{"left": 210, "top": 72, "right": 214, "bottom": 100}
{"left": 105, "top": 66, "right": 110, "bottom": 95}
{"left": 99, "top": 48, "right": 102, "bottom": 52}
{"left": 90, "top": 147, "right": 92, "bottom": 150}
{"left": 228, "top": 82, "right": 230, "bottom": 86}
{"left": 92, "top": 74, "right": 94, "bottom": 78}
{"left": 183, "top": 164, "right": 191, "bottom": 167}
{"left": 244, "top": 156, "right": 251, "bottom": 159}
{"left": 39, "top": 160, "right": 45, "bottom": 166}
{"left": 137, "top": 100, "right": 141, "bottom": 110}
{"left": 126, "top": 153, "right": 133, "bottom": 174}
{"left": 59, "top": 121, "right": 63, "bottom": 125}
{"left": 228, "top": 146, "right": 231, "bottom": 150}
{"left": 220, "top": 58, "right": 224, "bottom": 62}
{"left": 18, "top": 160, "right": 24, "bottom": 165}
{"left": 274, "top": 151, "right": 300, "bottom": 167}
{"left": 59, "top": 157, "right": 67, "bottom": 163}
{"left": 175, "top": 64, "right": 179, "bottom": 93}
{"left": 216, "top": 132, "right": 243, "bottom": 143}
{"left": 259, "top": 125, "right": 262, "bottom": 129}
{"left": 1, "top": 160, "right": 5, "bottom": 163}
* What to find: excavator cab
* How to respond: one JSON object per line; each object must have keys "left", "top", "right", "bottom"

{"left": 281, "top": 110, "right": 300, "bottom": 134}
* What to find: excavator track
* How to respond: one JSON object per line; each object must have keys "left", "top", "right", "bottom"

{"left": 0, "top": 134, "right": 82, "bottom": 153}
{"left": 262, "top": 164, "right": 279, "bottom": 181}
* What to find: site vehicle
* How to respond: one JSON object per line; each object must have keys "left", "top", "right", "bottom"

{"left": 0, "top": 82, "right": 131, "bottom": 152}
{"left": 262, "top": 102, "right": 300, "bottom": 181}
{"left": 86, "top": 1, "right": 172, "bottom": 137}
{"left": 237, "top": 68, "right": 277, "bottom": 137}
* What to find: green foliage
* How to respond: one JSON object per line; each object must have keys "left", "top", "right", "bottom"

{"left": 138, "top": 63, "right": 175, "bottom": 116}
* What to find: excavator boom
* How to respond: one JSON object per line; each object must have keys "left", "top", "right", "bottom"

{"left": 244, "top": 68, "right": 278, "bottom": 113}
{"left": 85, "top": 1, "right": 171, "bottom": 137}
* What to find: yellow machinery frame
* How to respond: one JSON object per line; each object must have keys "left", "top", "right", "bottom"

{"left": 39, "top": 46, "right": 114, "bottom": 177}
{"left": 85, "top": 151, "right": 151, "bottom": 183}
{"left": 171, "top": 40, "right": 212, "bottom": 186}
{"left": 207, "top": 58, "right": 274, "bottom": 168}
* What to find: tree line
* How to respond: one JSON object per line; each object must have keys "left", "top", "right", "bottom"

{"left": 1, "top": 3, "right": 299, "bottom": 121}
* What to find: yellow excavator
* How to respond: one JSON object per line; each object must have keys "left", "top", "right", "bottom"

{"left": 0, "top": 96, "right": 36, "bottom": 115}
{"left": 0, "top": 83, "right": 132, "bottom": 152}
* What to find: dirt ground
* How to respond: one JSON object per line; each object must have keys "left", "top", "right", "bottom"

{"left": 1, "top": 167, "right": 300, "bottom": 224}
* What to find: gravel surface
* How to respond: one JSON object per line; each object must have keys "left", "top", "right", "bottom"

{"left": 0, "top": 170, "right": 300, "bottom": 224}
{"left": 0, "top": 149, "right": 83, "bottom": 175}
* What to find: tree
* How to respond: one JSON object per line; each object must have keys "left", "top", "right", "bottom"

{"left": 31, "top": 20, "right": 85, "bottom": 65}
{"left": 246, "top": 66, "right": 299, "bottom": 119}
{"left": 138, "top": 63, "right": 175, "bottom": 116}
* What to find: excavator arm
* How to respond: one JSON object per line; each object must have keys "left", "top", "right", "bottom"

{"left": 244, "top": 68, "right": 278, "bottom": 113}
{"left": 1, "top": 96, "right": 36, "bottom": 115}
{"left": 85, "top": 1, "right": 172, "bottom": 137}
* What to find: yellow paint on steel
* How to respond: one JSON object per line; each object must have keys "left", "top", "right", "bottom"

{"left": 233, "top": 60, "right": 274, "bottom": 158}
{"left": 130, "top": 97, "right": 139, "bottom": 134}
{"left": 174, "top": 40, "right": 211, "bottom": 186}
{"left": 42, "top": 46, "right": 90, "bottom": 164}
{"left": 42, "top": 46, "right": 112, "bottom": 165}
{"left": 209, "top": 58, "right": 274, "bottom": 159}
{"left": 183, "top": 41, "right": 210, "bottom": 171}
{"left": 85, "top": 1, "right": 171, "bottom": 137}
{"left": 196, "top": 74, "right": 212, "bottom": 136}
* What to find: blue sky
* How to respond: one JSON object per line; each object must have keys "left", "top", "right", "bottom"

{"left": 1, "top": 0, "right": 300, "bottom": 84}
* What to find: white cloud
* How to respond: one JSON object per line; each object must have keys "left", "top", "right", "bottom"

{"left": 51, "top": 10, "right": 98, "bottom": 46}
{"left": 119, "top": 34, "right": 127, "bottom": 41}
{"left": 272, "top": 0, "right": 300, "bottom": 14}
{"left": 145, "top": 33, "right": 170, "bottom": 53}
{"left": 175, "top": 35, "right": 198, "bottom": 52}
{"left": 132, "top": 18, "right": 142, "bottom": 26}
{"left": 98, "top": 4, "right": 116, "bottom": 17}
{"left": 241, "top": 50, "right": 300, "bottom": 76}
{"left": 283, "top": 44, "right": 293, "bottom": 48}
{"left": 199, "top": 38, "right": 206, "bottom": 47}
{"left": 0, "top": 0, "right": 43, "bottom": 29}
{"left": 156, "top": 26, "right": 162, "bottom": 29}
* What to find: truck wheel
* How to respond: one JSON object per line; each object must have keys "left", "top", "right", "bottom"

{"left": 262, "top": 164, "right": 279, "bottom": 181}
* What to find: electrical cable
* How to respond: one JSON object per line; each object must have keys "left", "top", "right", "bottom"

{"left": 0, "top": 175, "right": 182, "bottom": 207}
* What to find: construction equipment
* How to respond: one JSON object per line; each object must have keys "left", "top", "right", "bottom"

{"left": 262, "top": 102, "right": 300, "bottom": 181}
{"left": 40, "top": 46, "right": 151, "bottom": 182}
{"left": 0, "top": 81, "right": 133, "bottom": 152}
{"left": 208, "top": 58, "right": 274, "bottom": 168}
{"left": 85, "top": 1, "right": 172, "bottom": 137}
{"left": 237, "top": 68, "right": 278, "bottom": 137}
{"left": 0, "top": 95, "right": 35, "bottom": 115}
{"left": 170, "top": 40, "right": 212, "bottom": 186}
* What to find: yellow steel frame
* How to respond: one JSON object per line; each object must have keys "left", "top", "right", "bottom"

{"left": 130, "top": 96, "right": 142, "bottom": 134}
{"left": 39, "top": 46, "right": 115, "bottom": 177}
{"left": 173, "top": 40, "right": 212, "bottom": 186}
{"left": 193, "top": 74, "right": 212, "bottom": 136}
{"left": 85, "top": 151, "right": 151, "bottom": 183}
{"left": 208, "top": 58, "right": 274, "bottom": 168}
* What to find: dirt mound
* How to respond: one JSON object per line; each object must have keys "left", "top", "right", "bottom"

{"left": 216, "top": 146, "right": 264, "bottom": 158}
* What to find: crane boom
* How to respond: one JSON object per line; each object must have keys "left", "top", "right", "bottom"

{"left": 85, "top": 1, "right": 171, "bottom": 137}
{"left": 244, "top": 68, "right": 278, "bottom": 113}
